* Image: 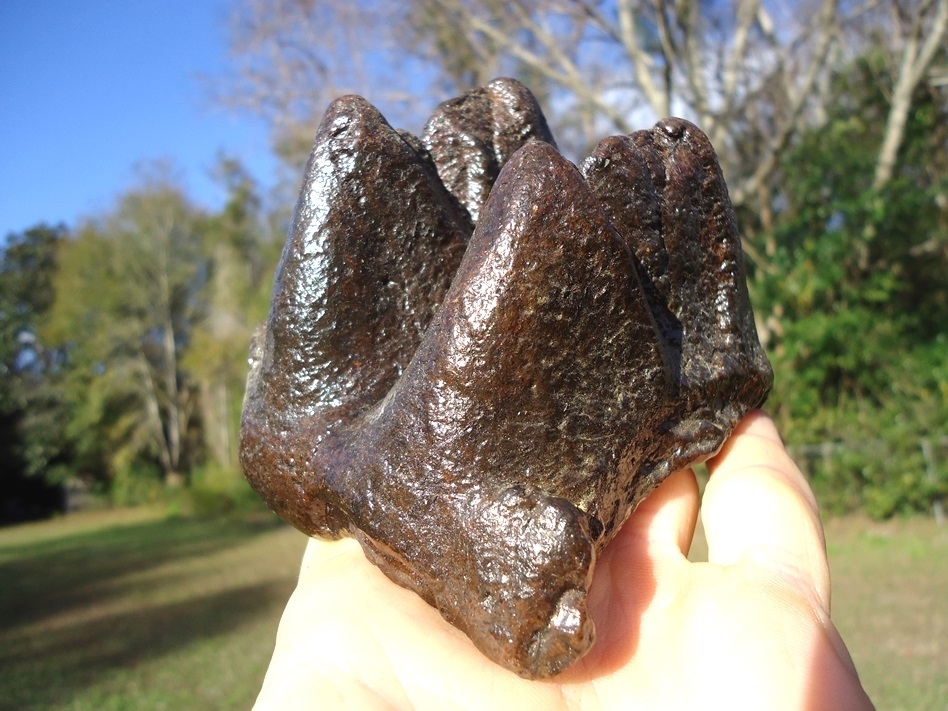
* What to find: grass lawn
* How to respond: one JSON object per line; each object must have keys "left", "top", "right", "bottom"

{"left": 689, "top": 514, "right": 948, "bottom": 711}
{"left": 823, "top": 516, "right": 948, "bottom": 710}
{"left": 0, "top": 507, "right": 307, "bottom": 711}
{"left": 1, "top": 506, "right": 945, "bottom": 710}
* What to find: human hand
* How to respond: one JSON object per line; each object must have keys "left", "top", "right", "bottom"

{"left": 253, "top": 411, "right": 874, "bottom": 710}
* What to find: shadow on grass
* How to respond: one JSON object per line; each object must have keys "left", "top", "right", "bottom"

{"left": 0, "top": 580, "right": 288, "bottom": 710}
{"left": 0, "top": 513, "right": 293, "bottom": 709}
{"left": 0, "top": 514, "right": 282, "bottom": 634}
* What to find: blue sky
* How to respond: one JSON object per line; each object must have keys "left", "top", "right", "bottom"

{"left": 0, "top": 0, "right": 278, "bottom": 240}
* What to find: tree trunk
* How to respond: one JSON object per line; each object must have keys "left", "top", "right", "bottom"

{"left": 872, "top": 0, "right": 948, "bottom": 191}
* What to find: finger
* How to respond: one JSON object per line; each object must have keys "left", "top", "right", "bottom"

{"left": 299, "top": 533, "right": 363, "bottom": 578}
{"left": 573, "top": 468, "right": 699, "bottom": 677}
{"left": 618, "top": 467, "right": 700, "bottom": 558}
{"left": 702, "top": 410, "right": 831, "bottom": 610}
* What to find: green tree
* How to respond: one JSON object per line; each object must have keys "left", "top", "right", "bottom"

{"left": 759, "top": 49, "right": 948, "bottom": 516}
{"left": 184, "top": 157, "right": 279, "bottom": 475}
{"left": 44, "top": 178, "right": 209, "bottom": 492}
{"left": 0, "top": 224, "right": 70, "bottom": 518}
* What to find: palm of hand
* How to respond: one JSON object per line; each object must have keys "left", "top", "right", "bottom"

{"left": 254, "top": 413, "right": 873, "bottom": 711}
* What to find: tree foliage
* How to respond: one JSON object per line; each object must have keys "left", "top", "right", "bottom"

{"left": 183, "top": 158, "right": 279, "bottom": 475}
{"left": 0, "top": 224, "right": 70, "bottom": 520}
{"left": 758, "top": 49, "right": 948, "bottom": 516}
{"left": 3, "top": 2, "right": 946, "bottom": 519}
{"left": 37, "top": 164, "right": 276, "bottom": 499}
{"left": 43, "top": 181, "right": 207, "bottom": 487}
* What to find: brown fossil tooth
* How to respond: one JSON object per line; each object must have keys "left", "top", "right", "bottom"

{"left": 240, "top": 81, "right": 773, "bottom": 679}
{"left": 422, "top": 77, "right": 556, "bottom": 223}
{"left": 583, "top": 119, "right": 773, "bottom": 472}
{"left": 647, "top": 118, "right": 772, "bottom": 405}
{"left": 340, "top": 139, "right": 669, "bottom": 678}
{"left": 240, "top": 93, "right": 470, "bottom": 537}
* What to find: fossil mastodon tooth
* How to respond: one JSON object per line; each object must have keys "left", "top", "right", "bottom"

{"left": 240, "top": 78, "right": 773, "bottom": 678}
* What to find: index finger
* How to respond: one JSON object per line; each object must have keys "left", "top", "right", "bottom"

{"left": 701, "top": 410, "right": 831, "bottom": 611}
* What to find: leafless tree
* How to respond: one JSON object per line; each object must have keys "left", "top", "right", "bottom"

{"left": 215, "top": 0, "right": 946, "bottom": 260}
{"left": 218, "top": 0, "right": 443, "bottom": 168}
{"left": 866, "top": 0, "right": 948, "bottom": 191}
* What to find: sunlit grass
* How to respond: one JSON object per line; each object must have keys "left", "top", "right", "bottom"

{"left": 690, "top": 513, "right": 948, "bottom": 711}
{"left": 824, "top": 516, "right": 948, "bottom": 711}
{"left": 2, "top": 508, "right": 944, "bottom": 709}
{"left": 0, "top": 508, "right": 307, "bottom": 711}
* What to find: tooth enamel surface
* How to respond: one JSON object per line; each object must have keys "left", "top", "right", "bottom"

{"left": 240, "top": 78, "right": 773, "bottom": 678}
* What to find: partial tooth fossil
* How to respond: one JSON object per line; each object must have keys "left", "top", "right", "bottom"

{"left": 240, "top": 78, "right": 772, "bottom": 679}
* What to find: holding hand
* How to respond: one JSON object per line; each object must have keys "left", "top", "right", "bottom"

{"left": 254, "top": 411, "right": 874, "bottom": 711}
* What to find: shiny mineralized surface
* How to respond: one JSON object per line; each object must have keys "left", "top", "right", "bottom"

{"left": 240, "top": 78, "right": 773, "bottom": 679}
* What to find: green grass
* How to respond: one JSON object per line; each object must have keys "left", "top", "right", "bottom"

{"left": 0, "top": 507, "right": 307, "bottom": 710}
{"left": 2, "top": 508, "right": 945, "bottom": 710}
{"left": 689, "top": 514, "right": 948, "bottom": 711}
{"left": 823, "top": 516, "right": 948, "bottom": 711}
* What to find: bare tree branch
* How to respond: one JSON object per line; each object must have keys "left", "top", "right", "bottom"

{"left": 729, "top": 0, "right": 841, "bottom": 207}
{"left": 616, "top": 0, "right": 672, "bottom": 116}
{"left": 215, "top": 0, "right": 941, "bottom": 260}
{"left": 872, "top": 0, "right": 948, "bottom": 189}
